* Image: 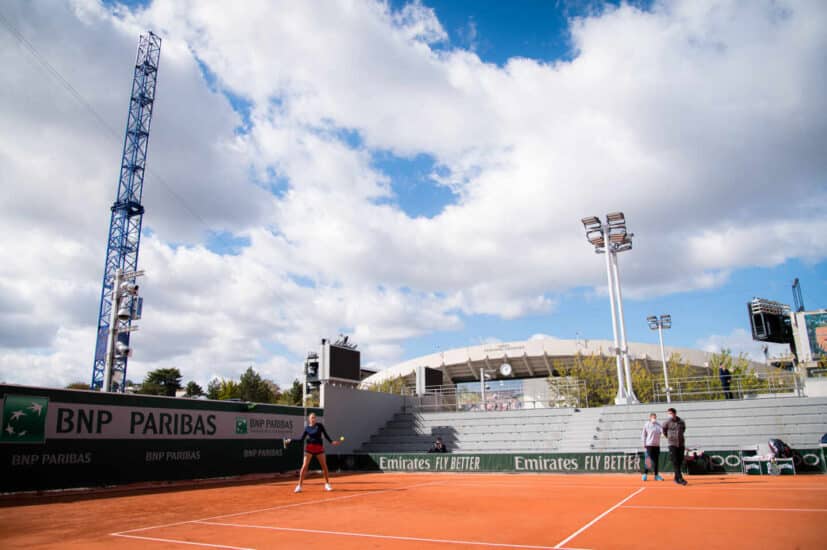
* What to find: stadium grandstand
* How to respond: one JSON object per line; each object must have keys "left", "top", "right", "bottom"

{"left": 352, "top": 336, "right": 826, "bottom": 458}
{"left": 359, "top": 335, "right": 767, "bottom": 388}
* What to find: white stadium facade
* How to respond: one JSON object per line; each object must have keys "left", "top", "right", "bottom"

{"left": 360, "top": 336, "right": 766, "bottom": 388}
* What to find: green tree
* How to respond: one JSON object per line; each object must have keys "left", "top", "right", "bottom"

{"left": 138, "top": 368, "right": 183, "bottom": 397}
{"left": 206, "top": 378, "right": 221, "bottom": 400}
{"left": 553, "top": 354, "right": 618, "bottom": 407}
{"left": 367, "top": 375, "right": 408, "bottom": 394}
{"left": 239, "top": 367, "right": 274, "bottom": 403}
{"left": 629, "top": 359, "right": 657, "bottom": 404}
{"left": 660, "top": 353, "right": 715, "bottom": 402}
{"left": 276, "top": 379, "right": 303, "bottom": 406}
{"left": 218, "top": 379, "right": 241, "bottom": 401}
{"left": 184, "top": 381, "right": 204, "bottom": 397}
{"left": 65, "top": 382, "right": 90, "bottom": 390}
{"left": 264, "top": 379, "right": 281, "bottom": 401}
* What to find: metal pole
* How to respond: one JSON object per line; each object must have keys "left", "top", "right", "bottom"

{"left": 603, "top": 224, "right": 627, "bottom": 405}
{"left": 657, "top": 325, "right": 671, "bottom": 403}
{"left": 480, "top": 368, "right": 486, "bottom": 411}
{"left": 610, "top": 251, "right": 638, "bottom": 404}
{"left": 102, "top": 269, "right": 123, "bottom": 393}
{"left": 302, "top": 371, "right": 308, "bottom": 420}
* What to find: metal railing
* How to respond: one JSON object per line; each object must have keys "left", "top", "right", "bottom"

{"left": 652, "top": 373, "right": 799, "bottom": 403}
{"left": 403, "top": 380, "right": 588, "bottom": 412}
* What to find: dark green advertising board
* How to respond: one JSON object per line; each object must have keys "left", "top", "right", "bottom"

{"left": 334, "top": 447, "right": 824, "bottom": 475}
{"left": 0, "top": 385, "right": 320, "bottom": 492}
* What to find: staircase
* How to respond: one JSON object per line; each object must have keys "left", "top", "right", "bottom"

{"left": 359, "top": 408, "right": 574, "bottom": 453}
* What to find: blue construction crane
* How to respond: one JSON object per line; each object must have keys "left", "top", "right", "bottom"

{"left": 91, "top": 32, "right": 161, "bottom": 391}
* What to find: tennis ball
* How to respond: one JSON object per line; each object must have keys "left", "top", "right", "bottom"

{"left": 340, "top": 436, "right": 345, "bottom": 441}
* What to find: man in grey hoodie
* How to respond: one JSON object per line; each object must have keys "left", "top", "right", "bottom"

{"left": 662, "top": 407, "right": 687, "bottom": 485}
{"left": 641, "top": 412, "right": 664, "bottom": 481}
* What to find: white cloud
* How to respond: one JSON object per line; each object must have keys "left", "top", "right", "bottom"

{"left": 697, "top": 328, "right": 790, "bottom": 362}
{"left": 0, "top": 0, "right": 825, "bottom": 389}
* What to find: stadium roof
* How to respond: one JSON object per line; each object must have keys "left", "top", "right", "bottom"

{"left": 360, "top": 336, "right": 766, "bottom": 388}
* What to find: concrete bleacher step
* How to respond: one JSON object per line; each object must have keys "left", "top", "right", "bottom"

{"left": 407, "top": 409, "right": 573, "bottom": 421}
{"left": 370, "top": 432, "right": 565, "bottom": 443}
{"left": 599, "top": 397, "right": 827, "bottom": 417}
{"left": 358, "top": 397, "right": 827, "bottom": 455}
{"left": 599, "top": 415, "right": 827, "bottom": 432}
{"left": 377, "top": 425, "right": 568, "bottom": 438}
{"left": 556, "top": 407, "right": 603, "bottom": 453}
{"left": 596, "top": 425, "right": 825, "bottom": 438}
{"left": 404, "top": 417, "right": 566, "bottom": 428}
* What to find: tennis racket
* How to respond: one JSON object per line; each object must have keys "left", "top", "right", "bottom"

{"left": 645, "top": 455, "right": 654, "bottom": 471}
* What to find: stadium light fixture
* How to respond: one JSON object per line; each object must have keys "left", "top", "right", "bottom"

{"left": 103, "top": 269, "right": 144, "bottom": 393}
{"left": 117, "top": 305, "right": 132, "bottom": 321}
{"left": 114, "top": 341, "right": 131, "bottom": 357}
{"left": 647, "top": 314, "right": 672, "bottom": 403}
{"left": 581, "top": 212, "right": 638, "bottom": 405}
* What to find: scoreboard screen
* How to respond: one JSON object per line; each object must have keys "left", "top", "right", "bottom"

{"left": 747, "top": 299, "right": 792, "bottom": 344}
{"left": 329, "top": 345, "right": 361, "bottom": 381}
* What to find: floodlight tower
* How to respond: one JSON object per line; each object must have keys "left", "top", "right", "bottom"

{"left": 581, "top": 212, "right": 639, "bottom": 405}
{"left": 647, "top": 314, "right": 672, "bottom": 403}
{"left": 91, "top": 32, "right": 161, "bottom": 391}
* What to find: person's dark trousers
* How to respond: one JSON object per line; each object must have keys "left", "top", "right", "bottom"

{"left": 669, "top": 446, "right": 685, "bottom": 482}
{"left": 644, "top": 446, "right": 660, "bottom": 475}
{"left": 722, "top": 382, "right": 733, "bottom": 399}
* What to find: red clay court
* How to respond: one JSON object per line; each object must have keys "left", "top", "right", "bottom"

{"left": 1, "top": 472, "right": 825, "bottom": 549}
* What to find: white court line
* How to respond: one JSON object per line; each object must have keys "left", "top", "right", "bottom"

{"left": 111, "top": 479, "right": 444, "bottom": 536}
{"left": 195, "top": 520, "right": 589, "bottom": 550}
{"left": 623, "top": 505, "right": 827, "bottom": 513}
{"left": 111, "top": 533, "right": 253, "bottom": 549}
{"left": 448, "top": 482, "right": 827, "bottom": 492}
{"left": 554, "top": 487, "right": 645, "bottom": 549}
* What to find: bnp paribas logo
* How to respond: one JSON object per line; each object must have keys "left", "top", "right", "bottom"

{"left": 1, "top": 395, "right": 49, "bottom": 443}
{"left": 235, "top": 417, "right": 248, "bottom": 435}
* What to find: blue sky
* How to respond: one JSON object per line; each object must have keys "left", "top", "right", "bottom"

{"left": 398, "top": 0, "right": 654, "bottom": 65}
{"left": 402, "top": 258, "right": 827, "bottom": 358}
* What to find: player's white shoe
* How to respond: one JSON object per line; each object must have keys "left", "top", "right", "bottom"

{"left": 324, "top": 483, "right": 333, "bottom": 492}
{"left": 294, "top": 484, "right": 302, "bottom": 493}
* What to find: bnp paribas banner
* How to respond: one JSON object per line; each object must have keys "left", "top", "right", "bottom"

{"left": 1, "top": 394, "right": 299, "bottom": 441}
{"left": 0, "top": 385, "right": 319, "bottom": 492}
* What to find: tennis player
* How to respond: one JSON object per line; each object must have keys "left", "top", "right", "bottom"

{"left": 286, "top": 412, "right": 340, "bottom": 493}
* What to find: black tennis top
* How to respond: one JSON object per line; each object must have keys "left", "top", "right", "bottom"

{"left": 300, "top": 423, "right": 332, "bottom": 446}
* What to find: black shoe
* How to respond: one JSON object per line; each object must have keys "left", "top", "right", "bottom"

{"left": 678, "top": 479, "right": 687, "bottom": 485}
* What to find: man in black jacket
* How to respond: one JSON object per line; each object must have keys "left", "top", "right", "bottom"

{"left": 662, "top": 407, "right": 687, "bottom": 485}
{"left": 718, "top": 366, "right": 733, "bottom": 400}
